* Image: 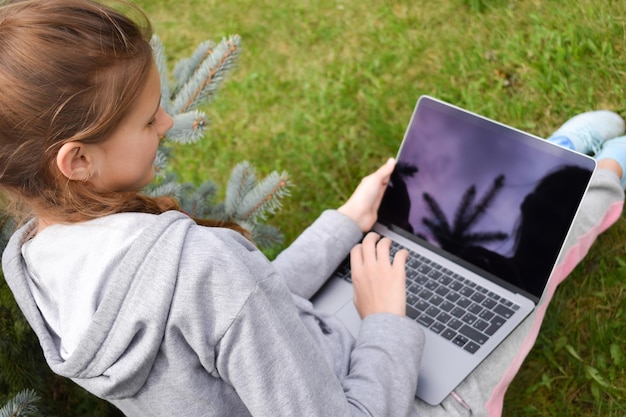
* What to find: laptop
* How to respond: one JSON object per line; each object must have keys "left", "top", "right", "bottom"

{"left": 311, "top": 95, "right": 596, "bottom": 405}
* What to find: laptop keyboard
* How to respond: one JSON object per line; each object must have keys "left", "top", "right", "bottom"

{"left": 334, "top": 241, "right": 520, "bottom": 354}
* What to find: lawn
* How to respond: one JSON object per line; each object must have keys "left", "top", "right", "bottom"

{"left": 140, "top": 0, "right": 626, "bottom": 415}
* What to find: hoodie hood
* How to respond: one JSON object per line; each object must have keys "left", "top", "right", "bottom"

{"left": 2, "top": 211, "right": 194, "bottom": 398}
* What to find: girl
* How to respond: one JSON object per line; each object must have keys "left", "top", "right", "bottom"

{"left": 0, "top": 1, "right": 421, "bottom": 416}
{"left": 1, "top": 1, "right": 625, "bottom": 416}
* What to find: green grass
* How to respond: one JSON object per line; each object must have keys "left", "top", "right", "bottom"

{"left": 135, "top": 0, "right": 626, "bottom": 414}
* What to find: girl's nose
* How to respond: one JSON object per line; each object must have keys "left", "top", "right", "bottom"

{"left": 157, "top": 107, "right": 174, "bottom": 139}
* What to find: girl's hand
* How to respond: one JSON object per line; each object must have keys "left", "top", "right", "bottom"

{"left": 338, "top": 158, "right": 395, "bottom": 232}
{"left": 350, "top": 232, "right": 408, "bottom": 318}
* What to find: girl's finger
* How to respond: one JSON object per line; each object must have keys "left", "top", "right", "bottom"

{"left": 375, "top": 237, "right": 392, "bottom": 264}
{"left": 350, "top": 244, "right": 364, "bottom": 269}
{"left": 360, "top": 232, "right": 380, "bottom": 260}
{"left": 392, "top": 249, "right": 409, "bottom": 272}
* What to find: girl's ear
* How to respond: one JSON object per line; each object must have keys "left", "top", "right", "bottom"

{"left": 56, "top": 142, "right": 95, "bottom": 181}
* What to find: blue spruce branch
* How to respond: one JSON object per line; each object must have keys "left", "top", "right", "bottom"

{"left": 172, "top": 40, "right": 217, "bottom": 95}
{"left": 245, "top": 223, "right": 285, "bottom": 248}
{"left": 224, "top": 162, "right": 258, "bottom": 218}
{"left": 179, "top": 181, "right": 220, "bottom": 219}
{"left": 171, "top": 35, "right": 241, "bottom": 114}
{"left": 150, "top": 35, "right": 173, "bottom": 115}
{"left": 236, "top": 171, "right": 291, "bottom": 222}
{"left": 148, "top": 34, "right": 291, "bottom": 249}
{"left": 0, "top": 389, "right": 40, "bottom": 417}
{"left": 147, "top": 177, "right": 184, "bottom": 201}
{"left": 166, "top": 111, "right": 208, "bottom": 144}
{"left": 152, "top": 150, "right": 170, "bottom": 178}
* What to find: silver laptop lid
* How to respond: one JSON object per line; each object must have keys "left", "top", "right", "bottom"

{"left": 378, "top": 96, "right": 596, "bottom": 302}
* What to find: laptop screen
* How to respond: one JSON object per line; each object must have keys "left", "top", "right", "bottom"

{"left": 378, "top": 96, "right": 595, "bottom": 300}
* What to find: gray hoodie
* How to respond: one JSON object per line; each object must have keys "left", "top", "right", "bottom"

{"left": 3, "top": 209, "right": 425, "bottom": 416}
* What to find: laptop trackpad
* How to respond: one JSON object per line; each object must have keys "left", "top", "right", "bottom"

{"left": 335, "top": 302, "right": 361, "bottom": 338}
{"left": 312, "top": 277, "right": 354, "bottom": 314}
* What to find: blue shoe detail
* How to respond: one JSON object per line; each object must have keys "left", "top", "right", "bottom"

{"left": 547, "top": 135, "right": 576, "bottom": 150}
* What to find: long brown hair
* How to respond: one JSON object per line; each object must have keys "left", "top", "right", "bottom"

{"left": 0, "top": 0, "right": 248, "bottom": 236}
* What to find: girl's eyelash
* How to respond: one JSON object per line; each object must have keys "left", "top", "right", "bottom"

{"left": 147, "top": 118, "right": 157, "bottom": 126}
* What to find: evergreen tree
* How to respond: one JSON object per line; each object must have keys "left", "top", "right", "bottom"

{"left": 1, "top": 34, "right": 290, "bottom": 415}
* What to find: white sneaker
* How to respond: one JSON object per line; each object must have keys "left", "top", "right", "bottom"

{"left": 547, "top": 110, "right": 625, "bottom": 155}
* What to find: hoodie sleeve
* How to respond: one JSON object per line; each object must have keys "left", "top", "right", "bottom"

{"left": 271, "top": 210, "right": 363, "bottom": 299}
{"left": 175, "top": 223, "right": 423, "bottom": 416}
{"left": 214, "top": 254, "right": 424, "bottom": 417}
